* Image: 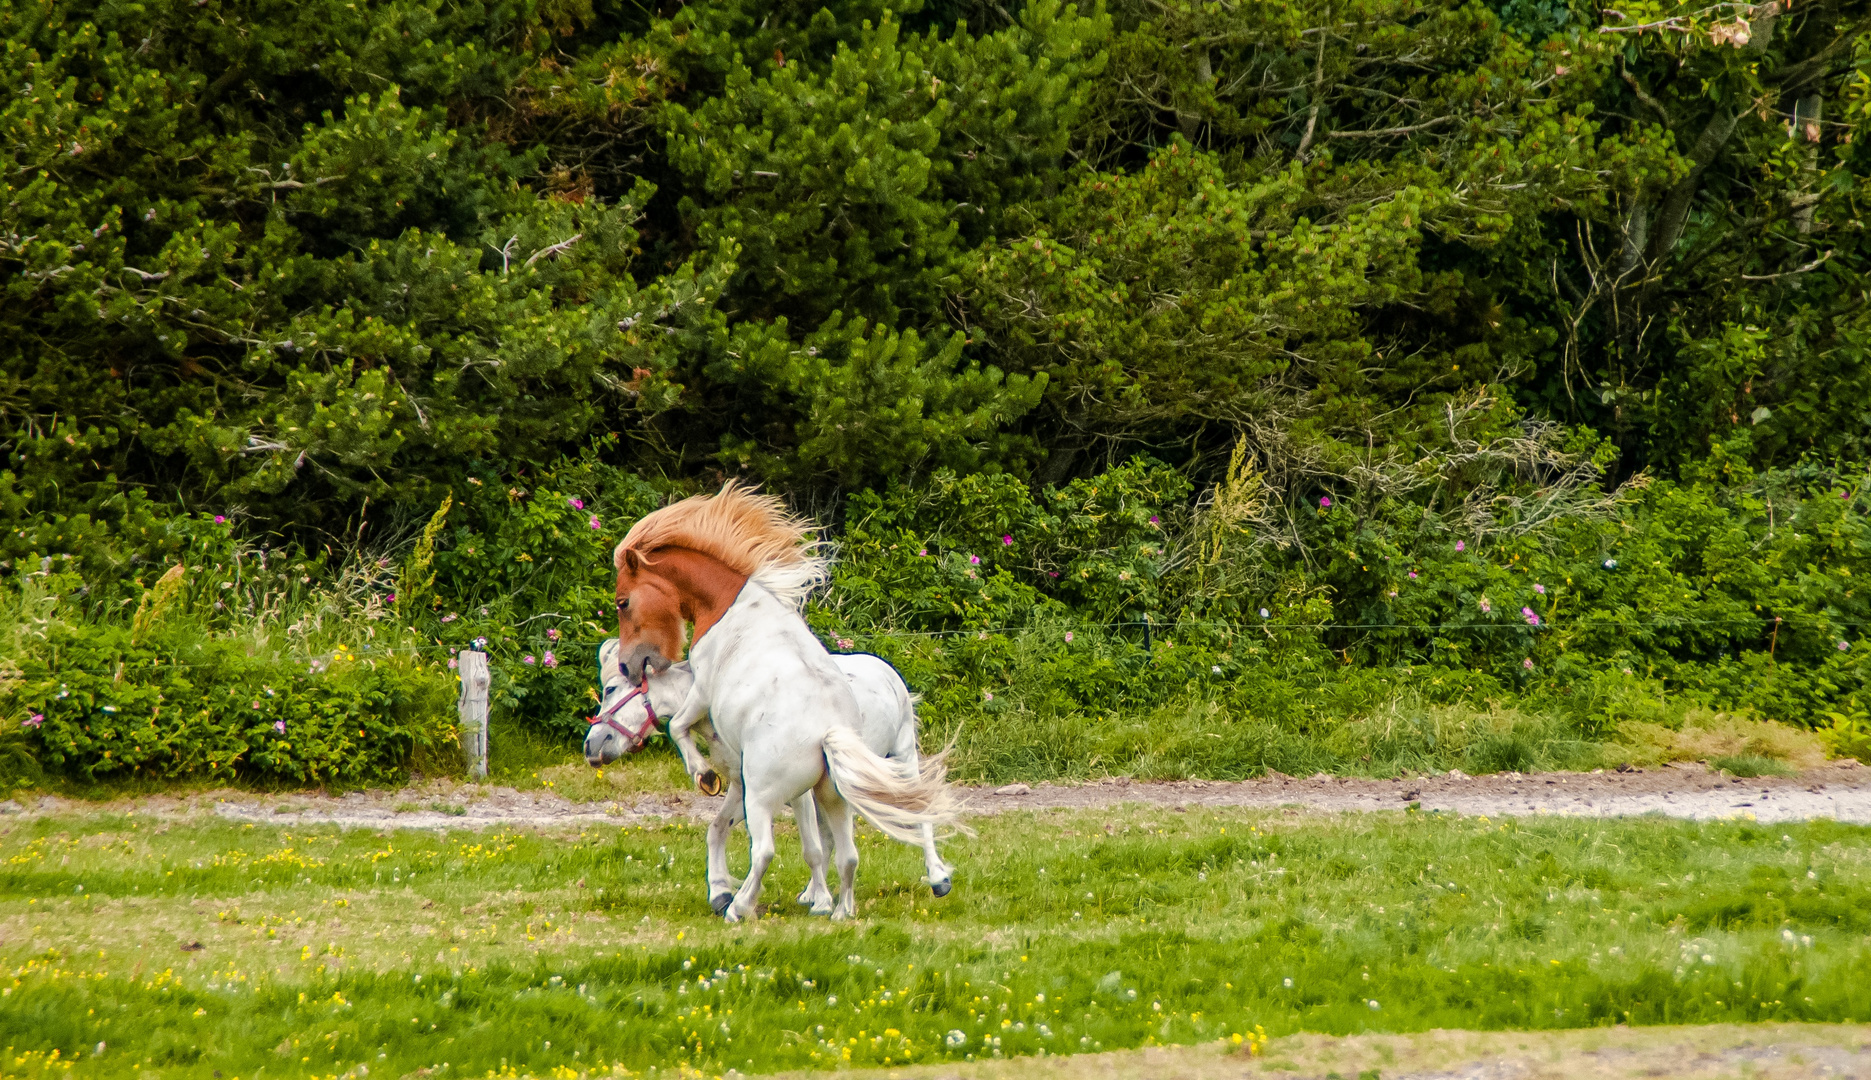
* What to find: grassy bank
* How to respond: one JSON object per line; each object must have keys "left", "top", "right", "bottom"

{"left": 0, "top": 805, "right": 1867, "bottom": 1076}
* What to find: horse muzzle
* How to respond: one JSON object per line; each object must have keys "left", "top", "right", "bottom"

{"left": 618, "top": 644, "right": 673, "bottom": 682}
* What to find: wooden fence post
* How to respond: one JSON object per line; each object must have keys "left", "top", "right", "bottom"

{"left": 457, "top": 650, "right": 490, "bottom": 779}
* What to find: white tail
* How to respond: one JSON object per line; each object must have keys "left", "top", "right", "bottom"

{"left": 820, "top": 726, "right": 971, "bottom": 844}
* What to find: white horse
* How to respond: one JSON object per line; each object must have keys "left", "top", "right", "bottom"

{"left": 584, "top": 640, "right": 955, "bottom": 907}
{"left": 609, "top": 482, "right": 965, "bottom": 921}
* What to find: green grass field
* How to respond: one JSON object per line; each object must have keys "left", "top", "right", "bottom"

{"left": 1, "top": 805, "right": 1868, "bottom": 1078}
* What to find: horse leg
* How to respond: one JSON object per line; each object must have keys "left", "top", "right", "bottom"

{"left": 665, "top": 687, "right": 719, "bottom": 792}
{"left": 706, "top": 779, "right": 747, "bottom": 915}
{"left": 892, "top": 745, "right": 954, "bottom": 897}
{"left": 814, "top": 777, "right": 861, "bottom": 921}
{"left": 723, "top": 796, "right": 780, "bottom": 924}
{"left": 921, "top": 821, "right": 953, "bottom": 898}
{"left": 792, "top": 794, "right": 835, "bottom": 915}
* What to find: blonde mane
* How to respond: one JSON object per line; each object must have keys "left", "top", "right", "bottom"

{"left": 614, "top": 481, "right": 828, "bottom": 608}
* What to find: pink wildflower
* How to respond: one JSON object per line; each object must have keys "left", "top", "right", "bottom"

{"left": 918, "top": 549, "right": 928, "bottom": 557}
{"left": 1522, "top": 607, "right": 1540, "bottom": 626}
{"left": 542, "top": 651, "right": 558, "bottom": 668}
{"left": 1319, "top": 496, "right": 1332, "bottom": 509}
{"left": 523, "top": 654, "right": 537, "bottom": 665}
{"left": 547, "top": 628, "right": 561, "bottom": 641}
{"left": 1523, "top": 658, "right": 1535, "bottom": 670}
{"left": 214, "top": 515, "right": 227, "bottom": 524}
{"left": 1001, "top": 535, "right": 1014, "bottom": 546}
{"left": 569, "top": 498, "right": 585, "bottom": 510}
{"left": 1534, "top": 584, "right": 1546, "bottom": 595}
{"left": 969, "top": 555, "right": 981, "bottom": 565}
{"left": 1455, "top": 540, "right": 1465, "bottom": 552}
{"left": 589, "top": 517, "right": 602, "bottom": 530}
{"left": 273, "top": 720, "right": 286, "bottom": 733}
{"left": 1479, "top": 598, "right": 1492, "bottom": 614}
{"left": 1064, "top": 631, "right": 1074, "bottom": 643}
{"left": 24, "top": 713, "right": 43, "bottom": 729}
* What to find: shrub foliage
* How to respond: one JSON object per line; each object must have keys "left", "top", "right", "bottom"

{"left": 3, "top": 0, "right": 1870, "bottom": 779}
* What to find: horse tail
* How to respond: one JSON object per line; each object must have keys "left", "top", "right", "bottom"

{"left": 821, "top": 726, "right": 971, "bottom": 844}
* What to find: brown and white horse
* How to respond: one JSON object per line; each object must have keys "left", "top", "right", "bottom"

{"left": 610, "top": 482, "right": 964, "bottom": 920}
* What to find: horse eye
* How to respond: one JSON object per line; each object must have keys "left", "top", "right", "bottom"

{"left": 615, "top": 597, "right": 629, "bottom": 611}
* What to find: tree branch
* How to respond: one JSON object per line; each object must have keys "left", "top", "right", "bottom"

{"left": 1740, "top": 249, "right": 1831, "bottom": 281}
{"left": 1619, "top": 64, "right": 1671, "bottom": 125}
{"left": 1296, "top": 35, "right": 1327, "bottom": 160}
{"left": 524, "top": 233, "right": 583, "bottom": 267}
{"left": 1326, "top": 115, "right": 1454, "bottom": 139}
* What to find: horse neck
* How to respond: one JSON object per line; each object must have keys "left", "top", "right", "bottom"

{"left": 645, "top": 547, "right": 747, "bottom": 644}
{"left": 687, "top": 578, "right": 820, "bottom": 679}
{"left": 650, "top": 665, "right": 695, "bottom": 713}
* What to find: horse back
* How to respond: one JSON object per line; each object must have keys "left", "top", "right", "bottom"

{"left": 830, "top": 651, "right": 918, "bottom": 759}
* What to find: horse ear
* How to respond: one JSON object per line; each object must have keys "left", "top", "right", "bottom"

{"left": 620, "top": 547, "right": 642, "bottom": 572}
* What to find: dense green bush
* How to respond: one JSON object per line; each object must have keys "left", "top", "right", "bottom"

{"left": 11, "top": 625, "right": 451, "bottom": 784}
{"left": 0, "top": 558, "right": 455, "bottom": 786}
{"left": 3, "top": 0, "right": 1868, "bottom": 783}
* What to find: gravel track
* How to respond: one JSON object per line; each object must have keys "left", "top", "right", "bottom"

{"left": 5, "top": 759, "right": 1866, "bottom": 830}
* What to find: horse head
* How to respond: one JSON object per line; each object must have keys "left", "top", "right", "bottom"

{"left": 613, "top": 546, "right": 689, "bottom": 680}
{"left": 586, "top": 641, "right": 695, "bottom": 765}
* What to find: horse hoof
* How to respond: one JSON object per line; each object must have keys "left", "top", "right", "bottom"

{"left": 711, "top": 892, "right": 733, "bottom": 916}
{"left": 696, "top": 771, "right": 724, "bottom": 797}
{"left": 931, "top": 880, "right": 952, "bottom": 899}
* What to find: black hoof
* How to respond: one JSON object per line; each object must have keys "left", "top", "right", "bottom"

{"left": 931, "top": 880, "right": 952, "bottom": 899}
{"left": 711, "top": 892, "right": 733, "bottom": 916}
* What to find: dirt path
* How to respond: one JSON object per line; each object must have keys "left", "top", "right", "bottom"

{"left": 977, "top": 758, "right": 1871, "bottom": 824}
{"left": 793, "top": 1023, "right": 1871, "bottom": 1080}
{"left": 5, "top": 759, "right": 1867, "bottom": 830}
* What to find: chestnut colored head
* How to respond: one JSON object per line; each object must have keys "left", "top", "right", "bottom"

{"left": 612, "top": 546, "right": 692, "bottom": 680}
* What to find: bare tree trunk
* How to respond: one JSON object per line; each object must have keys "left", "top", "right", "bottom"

{"left": 1179, "top": 47, "right": 1214, "bottom": 142}
{"left": 1792, "top": 92, "right": 1824, "bottom": 235}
